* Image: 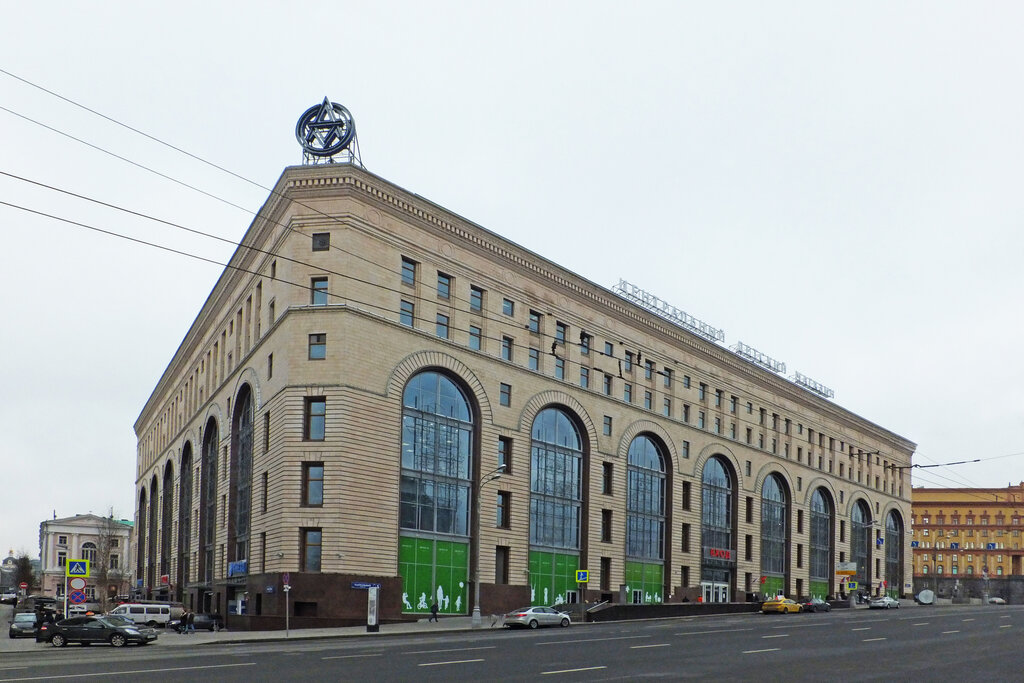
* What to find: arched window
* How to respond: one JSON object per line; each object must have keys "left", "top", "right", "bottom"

{"left": 921, "top": 564, "right": 929, "bottom": 574}
{"left": 760, "top": 474, "right": 787, "bottom": 596}
{"left": 178, "top": 443, "right": 193, "bottom": 597}
{"left": 231, "top": 386, "right": 254, "bottom": 564}
{"left": 136, "top": 489, "right": 148, "bottom": 581}
{"left": 701, "top": 456, "right": 735, "bottom": 602}
{"left": 81, "top": 542, "right": 97, "bottom": 564}
{"left": 851, "top": 500, "right": 872, "bottom": 588}
{"left": 885, "top": 511, "right": 903, "bottom": 597}
{"left": 161, "top": 462, "right": 174, "bottom": 585}
{"left": 809, "top": 489, "right": 833, "bottom": 597}
{"left": 530, "top": 407, "right": 583, "bottom": 606}
{"left": 398, "top": 372, "right": 474, "bottom": 616}
{"left": 200, "top": 419, "right": 219, "bottom": 584}
{"left": 626, "top": 435, "right": 666, "bottom": 604}
{"left": 148, "top": 474, "right": 158, "bottom": 592}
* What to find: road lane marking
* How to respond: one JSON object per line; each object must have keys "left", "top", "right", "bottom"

{"left": 942, "top": 630, "right": 960, "bottom": 634}
{"left": 762, "top": 634, "right": 789, "bottom": 639}
{"left": 863, "top": 638, "right": 887, "bottom": 642}
{"left": 675, "top": 628, "right": 754, "bottom": 636}
{"left": 1000, "top": 625, "right": 1012, "bottom": 629}
{"left": 0, "top": 663, "right": 255, "bottom": 682}
{"left": 1001, "top": 615, "right": 1011, "bottom": 619}
{"left": 852, "top": 628, "right": 871, "bottom": 631}
{"left": 743, "top": 648, "right": 780, "bottom": 654}
{"left": 323, "top": 653, "right": 384, "bottom": 660}
{"left": 962, "top": 618, "right": 975, "bottom": 622}
{"left": 542, "top": 666, "right": 607, "bottom": 675}
{"left": 912, "top": 623, "right": 929, "bottom": 626}
{"left": 537, "top": 635, "right": 648, "bottom": 646}
{"left": 407, "top": 646, "right": 496, "bottom": 655}
{"left": 418, "top": 659, "right": 485, "bottom": 667}
{"left": 631, "top": 643, "right": 670, "bottom": 649}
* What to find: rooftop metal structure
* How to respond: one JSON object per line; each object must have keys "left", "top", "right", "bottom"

{"left": 792, "top": 371, "right": 835, "bottom": 399}
{"left": 612, "top": 279, "right": 725, "bottom": 344}
{"left": 730, "top": 341, "right": 786, "bottom": 374}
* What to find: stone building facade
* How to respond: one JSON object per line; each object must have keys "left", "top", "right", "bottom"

{"left": 134, "top": 161, "right": 915, "bottom": 629}
{"left": 38, "top": 514, "right": 133, "bottom": 610}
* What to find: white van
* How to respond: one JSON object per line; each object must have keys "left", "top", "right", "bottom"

{"left": 108, "top": 603, "right": 172, "bottom": 627}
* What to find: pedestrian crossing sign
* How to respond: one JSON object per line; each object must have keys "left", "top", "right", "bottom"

{"left": 66, "top": 560, "right": 90, "bottom": 577}
{"left": 576, "top": 570, "right": 589, "bottom": 583}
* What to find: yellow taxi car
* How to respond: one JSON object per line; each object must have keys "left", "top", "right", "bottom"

{"left": 761, "top": 597, "right": 801, "bottom": 614}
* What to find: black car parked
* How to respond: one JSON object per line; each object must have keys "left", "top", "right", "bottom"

{"left": 798, "top": 597, "right": 832, "bottom": 613}
{"left": 39, "top": 616, "right": 158, "bottom": 647}
{"left": 167, "top": 612, "right": 224, "bottom": 632}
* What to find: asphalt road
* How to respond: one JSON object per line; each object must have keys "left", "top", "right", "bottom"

{"left": 2, "top": 605, "right": 1021, "bottom": 681}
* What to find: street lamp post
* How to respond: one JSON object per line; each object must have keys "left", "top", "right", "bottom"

{"left": 472, "top": 464, "right": 506, "bottom": 628}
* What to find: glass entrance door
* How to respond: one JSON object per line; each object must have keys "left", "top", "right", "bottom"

{"left": 701, "top": 581, "right": 729, "bottom": 603}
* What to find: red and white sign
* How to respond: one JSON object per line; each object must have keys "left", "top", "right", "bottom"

{"left": 160, "top": 574, "right": 170, "bottom": 585}
{"left": 69, "top": 578, "right": 86, "bottom": 591}
{"left": 19, "top": 582, "right": 27, "bottom": 590}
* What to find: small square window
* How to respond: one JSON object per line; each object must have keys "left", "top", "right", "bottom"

{"left": 308, "top": 333, "right": 326, "bottom": 360}
{"left": 502, "top": 298, "right": 515, "bottom": 316}
{"left": 311, "top": 233, "right": 330, "bottom": 251}
{"left": 499, "top": 383, "right": 512, "bottom": 406}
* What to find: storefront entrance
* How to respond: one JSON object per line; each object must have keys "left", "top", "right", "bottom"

{"left": 701, "top": 581, "right": 730, "bottom": 603}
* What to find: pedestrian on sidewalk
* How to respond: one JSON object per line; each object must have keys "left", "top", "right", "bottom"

{"left": 186, "top": 610, "right": 196, "bottom": 634}
{"left": 429, "top": 600, "right": 439, "bottom": 622}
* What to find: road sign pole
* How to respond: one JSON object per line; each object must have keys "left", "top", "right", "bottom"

{"left": 64, "top": 576, "right": 68, "bottom": 620}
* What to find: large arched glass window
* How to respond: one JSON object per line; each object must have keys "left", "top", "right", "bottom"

{"left": 200, "top": 419, "right": 219, "bottom": 584}
{"left": 701, "top": 456, "right": 735, "bottom": 602}
{"left": 809, "top": 489, "right": 833, "bottom": 597}
{"left": 148, "top": 474, "right": 158, "bottom": 592}
{"left": 398, "top": 371, "right": 474, "bottom": 616}
{"left": 851, "top": 500, "right": 872, "bottom": 588}
{"left": 760, "top": 474, "right": 787, "bottom": 596}
{"left": 885, "top": 511, "right": 903, "bottom": 597}
{"left": 626, "top": 435, "right": 666, "bottom": 604}
{"left": 529, "top": 407, "right": 583, "bottom": 606}
{"left": 136, "top": 489, "right": 147, "bottom": 582}
{"left": 231, "top": 386, "right": 254, "bottom": 564}
{"left": 178, "top": 443, "right": 193, "bottom": 597}
{"left": 81, "top": 542, "right": 98, "bottom": 564}
{"left": 161, "top": 462, "right": 174, "bottom": 585}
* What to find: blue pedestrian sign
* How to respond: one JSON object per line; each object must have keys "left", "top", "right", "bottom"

{"left": 66, "top": 560, "right": 90, "bottom": 578}
{"left": 950, "top": 542, "right": 959, "bottom": 550}
{"left": 576, "top": 570, "right": 589, "bottom": 583}
{"left": 911, "top": 541, "right": 919, "bottom": 548}
{"left": 987, "top": 543, "right": 997, "bottom": 550}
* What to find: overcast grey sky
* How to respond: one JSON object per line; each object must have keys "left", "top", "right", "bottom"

{"left": 3, "top": 2, "right": 1023, "bottom": 557}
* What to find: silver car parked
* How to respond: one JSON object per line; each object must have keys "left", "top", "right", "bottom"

{"left": 503, "top": 606, "right": 571, "bottom": 629}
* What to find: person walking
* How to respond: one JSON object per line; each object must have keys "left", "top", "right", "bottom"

{"left": 429, "top": 600, "right": 439, "bottom": 623}
{"left": 186, "top": 610, "right": 196, "bottom": 635}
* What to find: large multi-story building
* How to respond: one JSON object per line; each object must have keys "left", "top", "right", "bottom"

{"left": 133, "top": 104, "right": 915, "bottom": 629}
{"left": 38, "top": 514, "right": 133, "bottom": 608}
{"left": 911, "top": 484, "right": 1024, "bottom": 602}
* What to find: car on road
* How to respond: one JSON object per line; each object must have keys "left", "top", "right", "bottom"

{"left": 761, "top": 597, "right": 802, "bottom": 614}
{"left": 988, "top": 596, "right": 1007, "bottom": 605}
{"left": 39, "top": 615, "right": 158, "bottom": 647}
{"left": 503, "top": 606, "right": 571, "bottom": 629}
{"left": 1, "top": 588, "right": 18, "bottom": 605}
{"left": 166, "top": 612, "right": 224, "bottom": 632}
{"left": 8, "top": 612, "right": 37, "bottom": 638}
{"left": 100, "top": 614, "right": 159, "bottom": 639}
{"left": 869, "top": 596, "right": 900, "bottom": 609}
{"left": 798, "top": 597, "right": 832, "bottom": 613}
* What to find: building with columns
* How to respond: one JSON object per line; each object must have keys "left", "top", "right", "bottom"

{"left": 133, "top": 113, "right": 914, "bottom": 628}
{"left": 38, "top": 514, "right": 133, "bottom": 609}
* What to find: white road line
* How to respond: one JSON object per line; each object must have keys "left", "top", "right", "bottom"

{"left": 323, "top": 653, "right": 384, "bottom": 660}
{"left": 407, "top": 646, "right": 496, "bottom": 655}
{"left": 942, "top": 630, "right": 960, "bottom": 634}
{"left": 762, "top": 634, "right": 789, "bottom": 639}
{"left": 537, "top": 635, "right": 648, "bottom": 646}
{"left": 863, "top": 638, "right": 887, "bottom": 642}
{"left": 1000, "top": 615, "right": 1011, "bottom": 619}
{"left": 675, "top": 628, "right": 754, "bottom": 636}
{"left": 0, "top": 663, "right": 255, "bottom": 682}
{"left": 962, "top": 618, "right": 975, "bottom": 622}
{"left": 743, "top": 648, "right": 780, "bottom": 654}
{"left": 542, "top": 666, "right": 607, "bottom": 675}
{"left": 631, "top": 643, "right": 670, "bottom": 649}
{"left": 912, "top": 623, "right": 929, "bottom": 626}
{"left": 852, "top": 627, "right": 871, "bottom": 631}
{"left": 999, "top": 625, "right": 1012, "bottom": 629}
{"left": 418, "top": 659, "right": 485, "bottom": 667}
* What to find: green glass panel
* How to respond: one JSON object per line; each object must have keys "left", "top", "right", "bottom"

{"left": 762, "top": 575, "right": 784, "bottom": 598}
{"left": 624, "top": 561, "right": 663, "bottom": 603}
{"left": 399, "top": 536, "right": 469, "bottom": 614}
{"left": 809, "top": 580, "right": 829, "bottom": 599}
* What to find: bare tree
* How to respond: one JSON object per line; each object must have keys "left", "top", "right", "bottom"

{"left": 93, "top": 508, "right": 130, "bottom": 611}
{"left": 14, "top": 553, "right": 34, "bottom": 591}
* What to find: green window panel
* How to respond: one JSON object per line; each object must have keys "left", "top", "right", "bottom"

{"left": 809, "top": 580, "right": 830, "bottom": 600}
{"left": 625, "top": 561, "right": 664, "bottom": 603}
{"left": 529, "top": 550, "right": 579, "bottom": 606}
{"left": 761, "top": 575, "right": 784, "bottom": 598}
{"left": 399, "top": 536, "right": 469, "bottom": 614}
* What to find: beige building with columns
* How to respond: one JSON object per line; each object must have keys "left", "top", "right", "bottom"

{"left": 134, "top": 157, "right": 915, "bottom": 628}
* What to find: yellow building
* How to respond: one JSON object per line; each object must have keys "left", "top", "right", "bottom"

{"left": 912, "top": 484, "right": 1024, "bottom": 602}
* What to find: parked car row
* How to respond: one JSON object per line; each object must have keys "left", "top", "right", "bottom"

{"left": 1, "top": 588, "right": 19, "bottom": 605}
{"left": 761, "top": 596, "right": 835, "bottom": 613}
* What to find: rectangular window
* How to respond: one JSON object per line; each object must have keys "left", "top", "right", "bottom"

{"left": 604, "top": 341, "right": 614, "bottom": 356}
{"left": 400, "top": 300, "right": 415, "bottom": 326}
{"left": 436, "top": 313, "right": 450, "bottom": 339}
{"left": 682, "top": 481, "right": 691, "bottom": 510}
{"left": 555, "top": 322, "right": 567, "bottom": 344}
{"left": 730, "top": 396, "right": 737, "bottom": 414}
{"left": 268, "top": 353, "right": 273, "bottom": 379}
{"left": 664, "top": 368, "right": 672, "bottom": 388}
{"left": 746, "top": 495, "right": 754, "bottom": 523}
{"left": 529, "top": 310, "right": 542, "bottom": 333}
{"left": 624, "top": 351, "right": 634, "bottom": 372}
{"left": 312, "top": 232, "right": 330, "bottom": 251}
{"left": 697, "top": 411, "right": 705, "bottom": 429}
{"left": 308, "top": 333, "right": 326, "bottom": 360}
{"left": 644, "top": 391, "right": 652, "bottom": 410}
{"left": 502, "top": 298, "right": 515, "bottom": 316}
{"left": 603, "top": 416, "right": 612, "bottom": 436}
{"left": 262, "top": 470, "right": 268, "bottom": 512}
{"left": 529, "top": 347, "right": 540, "bottom": 371}
{"left": 555, "top": 357, "right": 565, "bottom": 380}
{"left": 683, "top": 375, "right": 690, "bottom": 389}
{"left": 681, "top": 523, "right": 691, "bottom": 553}
{"left": 644, "top": 360, "right": 654, "bottom": 380}
{"left": 501, "top": 336, "right": 513, "bottom": 361}
{"left": 302, "top": 463, "right": 324, "bottom": 507}
{"left": 682, "top": 440, "right": 689, "bottom": 459}
{"left": 745, "top": 535, "right": 752, "bottom": 561}
{"left": 301, "top": 529, "right": 322, "bottom": 572}
{"left": 624, "top": 383, "right": 632, "bottom": 403}
{"left": 498, "top": 437, "right": 512, "bottom": 474}
{"left": 469, "top": 325, "right": 482, "bottom": 350}
{"left": 683, "top": 404, "right": 690, "bottom": 423}
{"left": 698, "top": 383, "right": 707, "bottom": 401}
{"left": 602, "top": 462, "right": 613, "bottom": 494}
{"left": 714, "top": 417, "right": 721, "bottom": 434}
{"left": 601, "top": 510, "right": 612, "bottom": 543}
{"left": 437, "top": 272, "right": 452, "bottom": 299}
{"left": 715, "top": 390, "right": 723, "bottom": 407}
{"left": 580, "top": 367, "right": 590, "bottom": 389}
{"left": 495, "top": 546, "right": 510, "bottom": 585}
{"left": 601, "top": 557, "right": 612, "bottom": 592}
{"left": 603, "top": 374, "right": 612, "bottom": 395}
{"left": 797, "top": 509, "right": 804, "bottom": 534}
{"left": 305, "top": 398, "right": 326, "bottom": 441}
{"left": 57, "top": 552, "right": 66, "bottom": 567}
{"left": 580, "top": 333, "right": 591, "bottom": 355}
{"left": 310, "top": 277, "right": 328, "bottom": 305}
{"left": 496, "top": 491, "right": 511, "bottom": 528}
{"left": 663, "top": 398, "right": 671, "bottom": 417}
{"left": 470, "top": 286, "right": 484, "bottom": 312}
{"left": 499, "top": 383, "right": 512, "bottom": 406}
{"left": 264, "top": 412, "right": 271, "bottom": 453}
{"left": 401, "top": 257, "right": 417, "bottom": 286}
